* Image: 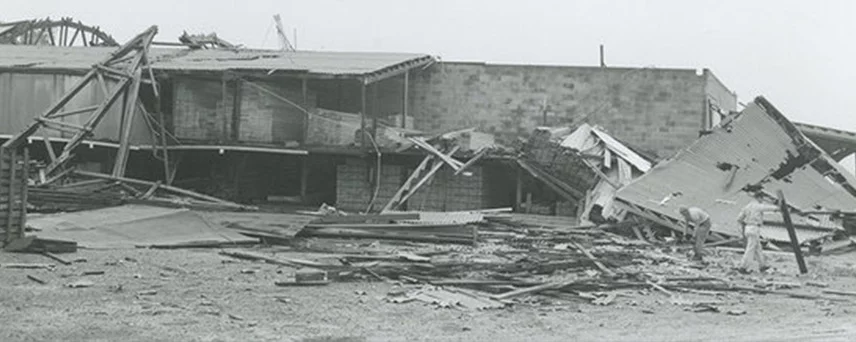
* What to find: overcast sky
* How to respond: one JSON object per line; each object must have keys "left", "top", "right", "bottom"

{"left": 6, "top": 0, "right": 856, "bottom": 131}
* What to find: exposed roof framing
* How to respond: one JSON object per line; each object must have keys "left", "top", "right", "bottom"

{"left": 0, "top": 44, "right": 435, "bottom": 82}
{"left": 0, "top": 17, "right": 118, "bottom": 47}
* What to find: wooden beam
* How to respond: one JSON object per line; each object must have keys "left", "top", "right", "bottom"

{"left": 231, "top": 79, "right": 242, "bottom": 141}
{"left": 777, "top": 190, "right": 808, "bottom": 274}
{"left": 402, "top": 71, "right": 409, "bottom": 128}
{"left": 454, "top": 148, "right": 487, "bottom": 176}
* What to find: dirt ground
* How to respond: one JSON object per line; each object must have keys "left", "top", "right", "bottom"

{"left": 1, "top": 245, "right": 856, "bottom": 342}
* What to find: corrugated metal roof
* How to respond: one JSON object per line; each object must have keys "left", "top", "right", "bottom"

{"left": 615, "top": 97, "right": 856, "bottom": 243}
{"left": 0, "top": 45, "right": 433, "bottom": 77}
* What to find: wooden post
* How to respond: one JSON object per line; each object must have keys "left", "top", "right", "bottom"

{"left": 525, "top": 193, "right": 533, "bottom": 214}
{"left": 371, "top": 83, "right": 378, "bottom": 141}
{"left": 777, "top": 190, "right": 808, "bottom": 274}
{"left": 300, "top": 156, "right": 309, "bottom": 203}
{"left": 360, "top": 81, "right": 366, "bottom": 147}
{"left": 231, "top": 78, "right": 243, "bottom": 142}
{"left": 402, "top": 71, "right": 409, "bottom": 128}
{"left": 301, "top": 78, "right": 308, "bottom": 144}
{"left": 6, "top": 149, "right": 16, "bottom": 243}
{"left": 515, "top": 166, "right": 523, "bottom": 211}
{"left": 20, "top": 147, "right": 28, "bottom": 237}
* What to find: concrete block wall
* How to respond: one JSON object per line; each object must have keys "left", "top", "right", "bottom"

{"left": 239, "top": 80, "right": 316, "bottom": 144}
{"left": 408, "top": 63, "right": 726, "bottom": 158}
{"left": 406, "top": 166, "right": 486, "bottom": 211}
{"left": 172, "top": 77, "right": 315, "bottom": 144}
{"left": 335, "top": 158, "right": 403, "bottom": 211}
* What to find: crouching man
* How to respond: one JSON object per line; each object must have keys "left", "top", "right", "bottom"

{"left": 678, "top": 206, "right": 712, "bottom": 261}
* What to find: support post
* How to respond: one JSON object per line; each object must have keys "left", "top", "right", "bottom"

{"left": 231, "top": 78, "right": 243, "bottom": 142}
{"left": 777, "top": 190, "right": 808, "bottom": 274}
{"left": 371, "top": 83, "right": 378, "bottom": 141}
{"left": 515, "top": 166, "right": 523, "bottom": 211}
{"left": 360, "top": 81, "right": 367, "bottom": 147}
{"left": 300, "top": 156, "right": 309, "bottom": 203}
{"left": 402, "top": 71, "right": 409, "bottom": 128}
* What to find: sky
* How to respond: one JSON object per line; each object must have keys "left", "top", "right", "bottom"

{"left": 5, "top": 0, "right": 856, "bottom": 131}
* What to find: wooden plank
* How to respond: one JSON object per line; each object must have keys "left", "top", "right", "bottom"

{"left": 312, "top": 213, "right": 419, "bottom": 224}
{"left": 409, "top": 137, "right": 463, "bottom": 170}
{"left": 777, "top": 190, "right": 808, "bottom": 274}
{"left": 218, "top": 250, "right": 328, "bottom": 269}
{"left": 568, "top": 241, "right": 616, "bottom": 276}
{"left": 381, "top": 154, "right": 434, "bottom": 212}
{"left": 454, "top": 147, "right": 487, "bottom": 176}
{"left": 74, "top": 170, "right": 253, "bottom": 210}
{"left": 492, "top": 277, "right": 588, "bottom": 300}
{"left": 42, "top": 251, "right": 72, "bottom": 265}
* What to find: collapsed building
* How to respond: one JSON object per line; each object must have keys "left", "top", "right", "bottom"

{"left": 614, "top": 97, "right": 856, "bottom": 244}
{"left": 1, "top": 20, "right": 855, "bottom": 252}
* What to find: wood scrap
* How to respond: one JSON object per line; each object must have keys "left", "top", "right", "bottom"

{"left": 822, "top": 289, "right": 856, "bottom": 297}
{"left": 218, "top": 250, "right": 331, "bottom": 269}
{"left": 567, "top": 241, "right": 615, "bottom": 276}
{"left": 2, "top": 263, "right": 54, "bottom": 269}
{"left": 26, "top": 274, "right": 47, "bottom": 284}
{"left": 41, "top": 251, "right": 72, "bottom": 265}
{"left": 492, "top": 277, "right": 589, "bottom": 300}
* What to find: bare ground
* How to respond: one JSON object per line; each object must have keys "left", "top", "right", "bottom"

{"left": 1, "top": 246, "right": 856, "bottom": 342}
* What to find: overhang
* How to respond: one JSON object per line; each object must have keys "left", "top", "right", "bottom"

{"left": 0, "top": 45, "right": 434, "bottom": 83}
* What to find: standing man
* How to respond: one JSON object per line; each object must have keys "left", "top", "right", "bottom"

{"left": 678, "top": 206, "right": 712, "bottom": 261}
{"left": 736, "top": 192, "right": 780, "bottom": 273}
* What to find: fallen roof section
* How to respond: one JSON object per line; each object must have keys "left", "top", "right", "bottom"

{"left": 0, "top": 45, "right": 434, "bottom": 82}
{"left": 794, "top": 121, "right": 856, "bottom": 161}
{"left": 615, "top": 96, "right": 856, "bottom": 243}
{"left": 28, "top": 205, "right": 257, "bottom": 249}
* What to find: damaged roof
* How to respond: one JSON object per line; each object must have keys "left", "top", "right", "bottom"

{"left": 614, "top": 97, "right": 856, "bottom": 243}
{"left": 0, "top": 45, "right": 434, "bottom": 80}
{"left": 793, "top": 121, "right": 856, "bottom": 161}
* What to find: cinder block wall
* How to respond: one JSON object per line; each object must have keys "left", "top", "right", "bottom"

{"left": 407, "top": 167, "right": 486, "bottom": 211}
{"left": 172, "top": 76, "right": 315, "bottom": 144}
{"left": 334, "top": 157, "right": 513, "bottom": 212}
{"left": 408, "top": 63, "right": 728, "bottom": 157}
{"left": 335, "top": 158, "right": 403, "bottom": 211}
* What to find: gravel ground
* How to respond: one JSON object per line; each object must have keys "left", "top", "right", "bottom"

{"left": 1, "top": 246, "right": 856, "bottom": 341}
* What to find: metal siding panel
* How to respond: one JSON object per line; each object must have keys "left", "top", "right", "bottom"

{"left": 616, "top": 100, "right": 856, "bottom": 243}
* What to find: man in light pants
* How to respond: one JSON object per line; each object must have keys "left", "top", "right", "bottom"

{"left": 736, "top": 192, "right": 780, "bottom": 273}
{"left": 678, "top": 206, "right": 712, "bottom": 261}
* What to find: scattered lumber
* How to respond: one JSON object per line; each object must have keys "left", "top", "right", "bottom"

{"left": 41, "top": 251, "right": 72, "bottom": 265}
{"left": 218, "top": 250, "right": 331, "bottom": 269}
{"left": 823, "top": 289, "right": 856, "bottom": 297}
{"left": 492, "top": 277, "right": 589, "bottom": 300}
{"left": 26, "top": 274, "right": 47, "bottom": 284}
{"left": 2, "top": 263, "right": 54, "bottom": 269}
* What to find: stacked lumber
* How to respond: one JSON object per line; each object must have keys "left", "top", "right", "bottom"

{"left": 0, "top": 148, "right": 28, "bottom": 245}
{"left": 28, "top": 188, "right": 124, "bottom": 212}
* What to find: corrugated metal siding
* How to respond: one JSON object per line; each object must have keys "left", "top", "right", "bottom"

{"left": 0, "top": 72, "right": 153, "bottom": 145}
{"left": 615, "top": 99, "right": 856, "bottom": 242}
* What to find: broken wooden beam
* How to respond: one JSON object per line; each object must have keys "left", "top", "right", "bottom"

{"left": 777, "top": 190, "right": 808, "bottom": 274}
{"left": 491, "top": 277, "right": 590, "bottom": 300}
{"left": 218, "top": 250, "right": 330, "bottom": 269}
{"left": 74, "top": 170, "right": 256, "bottom": 211}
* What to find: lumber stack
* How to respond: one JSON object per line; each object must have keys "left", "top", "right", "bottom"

{"left": 0, "top": 148, "right": 28, "bottom": 245}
